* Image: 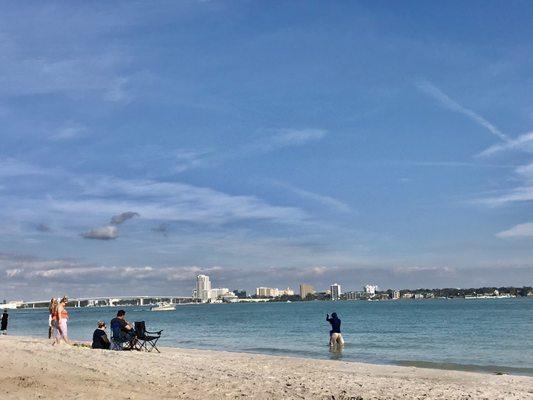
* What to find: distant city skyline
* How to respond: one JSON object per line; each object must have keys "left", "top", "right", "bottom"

{"left": 1, "top": 2, "right": 533, "bottom": 299}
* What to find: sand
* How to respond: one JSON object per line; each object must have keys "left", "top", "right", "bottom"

{"left": 1, "top": 336, "right": 532, "bottom": 400}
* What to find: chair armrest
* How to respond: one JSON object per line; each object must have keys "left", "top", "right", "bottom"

{"left": 146, "top": 330, "right": 163, "bottom": 335}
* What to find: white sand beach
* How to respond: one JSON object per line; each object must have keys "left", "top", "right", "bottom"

{"left": 1, "top": 336, "right": 532, "bottom": 400}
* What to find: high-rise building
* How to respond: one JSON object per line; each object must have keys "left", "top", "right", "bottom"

{"left": 256, "top": 287, "right": 280, "bottom": 297}
{"left": 392, "top": 290, "right": 400, "bottom": 299}
{"left": 299, "top": 284, "right": 315, "bottom": 299}
{"left": 364, "top": 284, "right": 378, "bottom": 295}
{"left": 330, "top": 283, "right": 341, "bottom": 301}
{"left": 195, "top": 274, "right": 212, "bottom": 302}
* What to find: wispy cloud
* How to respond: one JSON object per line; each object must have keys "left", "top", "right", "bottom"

{"left": 0, "top": 159, "right": 308, "bottom": 238}
{"left": 475, "top": 163, "right": 533, "bottom": 206}
{"left": 272, "top": 181, "right": 351, "bottom": 213}
{"left": 416, "top": 80, "right": 509, "bottom": 142}
{"left": 249, "top": 129, "right": 327, "bottom": 152}
{"left": 478, "top": 132, "right": 533, "bottom": 157}
{"left": 49, "top": 121, "right": 87, "bottom": 141}
{"left": 0, "top": 158, "right": 51, "bottom": 177}
{"left": 125, "top": 129, "right": 328, "bottom": 175}
{"left": 496, "top": 222, "right": 533, "bottom": 238}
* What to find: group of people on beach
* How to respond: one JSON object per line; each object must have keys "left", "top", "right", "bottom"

{"left": 9, "top": 297, "right": 345, "bottom": 352}
{"left": 46, "top": 297, "right": 138, "bottom": 351}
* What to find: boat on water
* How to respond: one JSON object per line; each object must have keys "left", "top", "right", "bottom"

{"left": 150, "top": 302, "right": 176, "bottom": 311}
{"left": 2, "top": 301, "right": 23, "bottom": 310}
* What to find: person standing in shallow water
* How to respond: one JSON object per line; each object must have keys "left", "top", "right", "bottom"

{"left": 326, "top": 312, "right": 344, "bottom": 348}
{"left": 1, "top": 309, "right": 8, "bottom": 335}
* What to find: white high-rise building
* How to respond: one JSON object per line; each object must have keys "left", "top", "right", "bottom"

{"left": 364, "top": 284, "right": 378, "bottom": 295}
{"left": 330, "top": 283, "right": 341, "bottom": 301}
{"left": 195, "top": 274, "right": 212, "bottom": 302}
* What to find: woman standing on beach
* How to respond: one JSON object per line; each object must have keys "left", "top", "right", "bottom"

{"left": 54, "top": 296, "right": 71, "bottom": 345}
{"left": 48, "top": 298, "right": 57, "bottom": 339}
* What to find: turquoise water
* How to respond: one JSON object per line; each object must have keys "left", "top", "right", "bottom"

{"left": 5, "top": 298, "right": 533, "bottom": 375}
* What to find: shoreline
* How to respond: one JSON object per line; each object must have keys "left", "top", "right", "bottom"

{"left": 6, "top": 331, "right": 533, "bottom": 378}
{"left": 1, "top": 335, "right": 532, "bottom": 399}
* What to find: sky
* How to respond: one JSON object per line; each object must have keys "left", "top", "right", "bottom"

{"left": 1, "top": 1, "right": 533, "bottom": 300}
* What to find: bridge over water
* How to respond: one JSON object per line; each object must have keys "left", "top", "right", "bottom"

{"left": 21, "top": 295, "right": 195, "bottom": 308}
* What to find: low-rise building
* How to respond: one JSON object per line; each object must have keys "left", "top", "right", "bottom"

{"left": 343, "top": 291, "right": 358, "bottom": 300}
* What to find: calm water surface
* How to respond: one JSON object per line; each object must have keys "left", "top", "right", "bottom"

{"left": 5, "top": 298, "right": 533, "bottom": 375}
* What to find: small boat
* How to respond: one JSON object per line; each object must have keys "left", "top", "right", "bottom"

{"left": 150, "top": 302, "right": 176, "bottom": 311}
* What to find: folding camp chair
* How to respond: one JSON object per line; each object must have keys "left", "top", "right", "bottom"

{"left": 134, "top": 321, "right": 162, "bottom": 353}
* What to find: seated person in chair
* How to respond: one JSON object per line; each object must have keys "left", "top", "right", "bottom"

{"left": 110, "top": 309, "right": 136, "bottom": 345}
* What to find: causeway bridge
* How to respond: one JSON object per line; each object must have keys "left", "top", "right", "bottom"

{"left": 20, "top": 295, "right": 195, "bottom": 309}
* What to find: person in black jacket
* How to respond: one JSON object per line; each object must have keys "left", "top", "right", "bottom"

{"left": 92, "top": 321, "right": 111, "bottom": 349}
{"left": 1, "top": 310, "right": 8, "bottom": 335}
{"left": 326, "top": 312, "right": 344, "bottom": 348}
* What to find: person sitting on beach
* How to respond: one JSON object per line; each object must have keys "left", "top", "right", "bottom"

{"left": 326, "top": 312, "right": 344, "bottom": 348}
{"left": 110, "top": 310, "right": 136, "bottom": 344}
{"left": 1, "top": 309, "right": 8, "bottom": 335}
{"left": 92, "top": 321, "right": 111, "bottom": 350}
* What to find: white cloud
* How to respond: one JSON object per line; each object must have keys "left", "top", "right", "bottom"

{"left": 416, "top": 80, "right": 509, "bottom": 142}
{"left": 496, "top": 223, "right": 533, "bottom": 238}
{"left": 81, "top": 225, "right": 118, "bottom": 240}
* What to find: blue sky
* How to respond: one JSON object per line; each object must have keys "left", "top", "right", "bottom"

{"left": 1, "top": 1, "right": 532, "bottom": 299}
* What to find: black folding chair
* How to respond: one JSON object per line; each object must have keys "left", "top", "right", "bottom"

{"left": 134, "top": 321, "right": 162, "bottom": 353}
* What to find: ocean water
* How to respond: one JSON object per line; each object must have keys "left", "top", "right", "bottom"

{"left": 5, "top": 298, "right": 533, "bottom": 375}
